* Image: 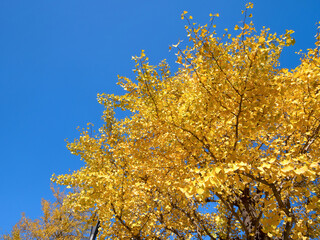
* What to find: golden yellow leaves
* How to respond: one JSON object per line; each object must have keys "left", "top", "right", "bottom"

{"left": 3, "top": 186, "right": 91, "bottom": 240}
{"left": 196, "top": 188, "right": 205, "bottom": 195}
{"left": 131, "top": 50, "right": 147, "bottom": 62}
{"left": 279, "top": 159, "right": 319, "bottom": 181}
{"left": 246, "top": 2, "right": 254, "bottom": 9}
{"left": 181, "top": 10, "right": 188, "bottom": 20}
{"left": 209, "top": 13, "right": 219, "bottom": 17}
{"left": 49, "top": 3, "right": 320, "bottom": 239}
{"left": 258, "top": 36, "right": 265, "bottom": 43}
{"left": 281, "top": 165, "right": 294, "bottom": 173}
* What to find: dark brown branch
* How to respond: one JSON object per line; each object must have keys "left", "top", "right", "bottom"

{"left": 216, "top": 193, "right": 250, "bottom": 238}
{"left": 301, "top": 122, "right": 320, "bottom": 153}
{"left": 192, "top": 210, "right": 216, "bottom": 240}
{"left": 241, "top": 172, "right": 296, "bottom": 237}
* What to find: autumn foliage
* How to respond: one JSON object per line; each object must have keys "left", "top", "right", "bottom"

{"left": 1, "top": 186, "right": 91, "bottom": 240}
{"left": 52, "top": 3, "right": 320, "bottom": 240}
{"left": 4, "top": 3, "right": 320, "bottom": 240}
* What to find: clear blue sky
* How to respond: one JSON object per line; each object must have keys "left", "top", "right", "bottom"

{"left": 0, "top": 0, "right": 319, "bottom": 234}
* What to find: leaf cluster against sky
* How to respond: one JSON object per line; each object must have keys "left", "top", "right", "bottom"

{"left": 0, "top": 0, "right": 320, "bottom": 235}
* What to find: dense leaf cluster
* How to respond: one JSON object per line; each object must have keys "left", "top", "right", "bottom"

{"left": 4, "top": 3, "right": 320, "bottom": 240}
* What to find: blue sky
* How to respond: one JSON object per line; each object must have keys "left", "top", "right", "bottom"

{"left": 0, "top": 0, "right": 319, "bottom": 234}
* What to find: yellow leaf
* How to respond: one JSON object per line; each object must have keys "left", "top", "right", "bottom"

{"left": 232, "top": 164, "right": 239, "bottom": 171}
{"left": 246, "top": 2, "right": 254, "bottom": 9}
{"left": 294, "top": 166, "right": 308, "bottom": 175}
{"left": 261, "top": 163, "right": 271, "bottom": 169}
{"left": 257, "top": 166, "right": 264, "bottom": 172}
{"left": 197, "top": 188, "right": 205, "bottom": 195}
{"left": 310, "top": 162, "right": 319, "bottom": 169}
{"left": 268, "top": 158, "right": 276, "bottom": 164}
{"left": 181, "top": 11, "right": 188, "bottom": 20}
{"left": 281, "top": 159, "right": 291, "bottom": 166}
{"left": 224, "top": 168, "right": 233, "bottom": 173}
{"left": 282, "top": 165, "right": 294, "bottom": 173}
{"left": 259, "top": 36, "right": 265, "bottom": 43}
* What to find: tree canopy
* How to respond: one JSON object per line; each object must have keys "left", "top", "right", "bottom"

{"left": 7, "top": 3, "right": 320, "bottom": 240}
{"left": 54, "top": 5, "right": 320, "bottom": 240}
{"left": 1, "top": 186, "right": 92, "bottom": 240}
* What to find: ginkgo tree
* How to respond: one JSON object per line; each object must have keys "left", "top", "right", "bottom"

{"left": 1, "top": 186, "right": 92, "bottom": 240}
{"left": 53, "top": 3, "right": 320, "bottom": 239}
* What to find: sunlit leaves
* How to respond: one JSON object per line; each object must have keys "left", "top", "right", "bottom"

{"left": 51, "top": 4, "right": 320, "bottom": 240}
{"left": 246, "top": 2, "right": 254, "bottom": 9}
{"left": 1, "top": 186, "right": 91, "bottom": 240}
